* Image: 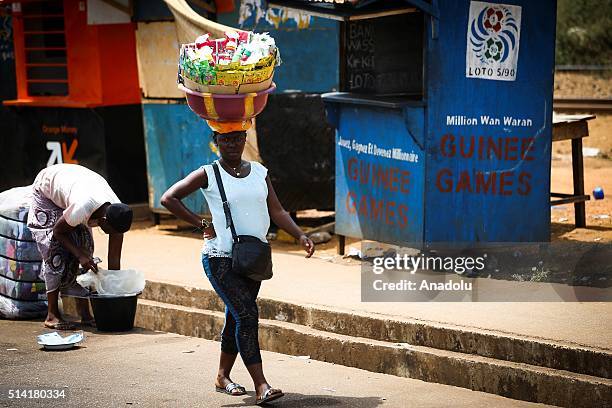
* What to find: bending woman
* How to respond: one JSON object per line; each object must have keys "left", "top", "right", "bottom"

{"left": 161, "top": 120, "right": 315, "bottom": 405}
{"left": 28, "top": 164, "right": 133, "bottom": 330}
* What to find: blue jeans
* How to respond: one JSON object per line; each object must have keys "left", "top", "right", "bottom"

{"left": 202, "top": 255, "right": 262, "bottom": 366}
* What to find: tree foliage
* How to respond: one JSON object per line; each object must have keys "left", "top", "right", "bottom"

{"left": 556, "top": 0, "right": 612, "bottom": 65}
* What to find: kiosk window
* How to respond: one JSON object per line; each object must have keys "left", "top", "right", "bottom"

{"left": 343, "top": 12, "right": 424, "bottom": 96}
{"left": 21, "top": 0, "right": 68, "bottom": 97}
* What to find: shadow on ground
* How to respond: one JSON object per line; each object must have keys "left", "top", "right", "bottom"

{"left": 222, "top": 392, "right": 385, "bottom": 407}
{"left": 551, "top": 222, "right": 612, "bottom": 241}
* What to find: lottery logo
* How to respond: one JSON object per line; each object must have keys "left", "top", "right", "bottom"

{"left": 470, "top": 5, "right": 519, "bottom": 64}
{"left": 466, "top": 2, "right": 522, "bottom": 81}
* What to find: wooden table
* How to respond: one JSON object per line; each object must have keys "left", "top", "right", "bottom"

{"left": 551, "top": 113, "right": 596, "bottom": 228}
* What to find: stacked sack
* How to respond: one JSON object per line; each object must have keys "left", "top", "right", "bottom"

{"left": 0, "top": 187, "right": 47, "bottom": 319}
{"left": 178, "top": 30, "right": 281, "bottom": 94}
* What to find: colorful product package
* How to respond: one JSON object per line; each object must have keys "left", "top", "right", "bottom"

{"left": 178, "top": 30, "right": 281, "bottom": 94}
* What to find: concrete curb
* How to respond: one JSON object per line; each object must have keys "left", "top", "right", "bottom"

{"left": 136, "top": 299, "right": 612, "bottom": 408}
{"left": 141, "top": 280, "right": 612, "bottom": 379}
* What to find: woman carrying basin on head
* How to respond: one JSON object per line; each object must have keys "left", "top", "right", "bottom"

{"left": 161, "top": 119, "right": 315, "bottom": 405}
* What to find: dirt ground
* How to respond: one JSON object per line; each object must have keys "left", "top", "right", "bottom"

{"left": 554, "top": 71, "right": 612, "bottom": 99}
{"left": 550, "top": 72, "right": 612, "bottom": 242}
{"left": 550, "top": 112, "right": 612, "bottom": 243}
{"left": 550, "top": 157, "right": 612, "bottom": 242}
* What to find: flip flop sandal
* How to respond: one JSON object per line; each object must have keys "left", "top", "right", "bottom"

{"left": 44, "top": 321, "right": 76, "bottom": 331}
{"left": 256, "top": 388, "right": 284, "bottom": 405}
{"left": 215, "top": 382, "right": 246, "bottom": 396}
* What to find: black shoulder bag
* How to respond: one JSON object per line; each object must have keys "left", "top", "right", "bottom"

{"left": 212, "top": 162, "right": 273, "bottom": 281}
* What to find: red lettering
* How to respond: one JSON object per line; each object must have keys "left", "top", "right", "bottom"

{"left": 431, "top": 163, "right": 531, "bottom": 196}
{"left": 400, "top": 171, "right": 411, "bottom": 193}
{"left": 359, "top": 161, "right": 370, "bottom": 185}
{"left": 440, "top": 134, "right": 456, "bottom": 157}
{"left": 358, "top": 195, "right": 368, "bottom": 217}
{"left": 504, "top": 137, "right": 518, "bottom": 161}
{"left": 389, "top": 168, "right": 399, "bottom": 192}
{"left": 373, "top": 164, "right": 389, "bottom": 189}
{"left": 345, "top": 192, "right": 410, "bottom": 228}
{"left": 385, "top": 201, "right": 396, "bottom": 225}
{"left": 370, "top": 197, "right": 384, "bottom": 220}
{"left": 521, "top": 138, "right": 535, "bottom": 161}
{"left": 500, "top": 171, "right": 514, "bottom": 196}
{"left": 346, "top": 158, "right": 414, "bottom": 194}
{"left": 475, "top": 172, "right": 497, "bottom": 194}
{"left": 455, "top": 171, "right": 473, "bottom": 193}
{"left": 346, "top": 192, "right": 357, "bottom": 213}
{"left": 440, "top": 135, "right": 537, "bottom": 163}
{"left": 460, "top": 135, "right": 474, "bottom": 158}
{"left": 398, "top": 204, "right": 408, "bottom": 228}
{"left": 487, "top": 137, "right": 502, "bottom": 160}
{"left": 436, "top": 168, "right": 453, "bottom": 192}
{"left": 348, "top": 158, "right": 358, "bottom": 181}
{"left": 518, "top": 172, "right": 532, "bottom": 195}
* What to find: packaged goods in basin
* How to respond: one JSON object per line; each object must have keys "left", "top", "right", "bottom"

{"left": 177, "top": 30, "right": 279, "bottom": 121}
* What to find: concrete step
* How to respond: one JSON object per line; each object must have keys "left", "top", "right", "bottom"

{"left": 135, "top": 298, "right": 612, "bottom": 408}
{"left": 141, "top": 280, "right": 612, "bottom": 380}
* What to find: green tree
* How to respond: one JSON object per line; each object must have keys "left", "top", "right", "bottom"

{"left": 556, "top": 0, "right": 612, "bottom": 65}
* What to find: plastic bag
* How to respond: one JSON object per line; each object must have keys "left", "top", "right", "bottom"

{"left": 76, "top": 269, "right": 145, "bottom": 295}
{"left": 0, "top": 256, "right": 42, "bottom": 282}
{"left": 0, "top": 236, "right": 42, "bottom": 261}
{"left": 0, "top": 186, "right": 32, "bottom": 222}
{"left": 0, "top": 274, "right": 46, "bottom": 301}
{"left": 0, "top": 215, "right": 34, "bottom": 241}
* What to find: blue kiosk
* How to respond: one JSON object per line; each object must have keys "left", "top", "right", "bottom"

{"left": 275, "top": 0, "right": 557, "bottom": 244}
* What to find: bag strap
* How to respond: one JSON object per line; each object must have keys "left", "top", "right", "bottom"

{"left": 212, "top": 162, "right": 239, "bottom": 243}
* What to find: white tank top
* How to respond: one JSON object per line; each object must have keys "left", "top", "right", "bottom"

{"left": 200, "top": 160, "right": 270, "bottom": 257}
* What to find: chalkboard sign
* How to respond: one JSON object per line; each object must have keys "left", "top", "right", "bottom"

{"left": 343, "top": 12, "right": 423, "bottom": 96}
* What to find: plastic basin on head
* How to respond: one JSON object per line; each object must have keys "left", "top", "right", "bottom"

{"left": 179, "top": 83, "right": 276, "bottom": 121}
{"left": 90, "top": 293, "right": 139, "bottom": 332}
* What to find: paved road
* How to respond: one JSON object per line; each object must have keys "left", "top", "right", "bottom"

{"left": 95, "top": 226, "right": 612, "bottom": 351}
{"left": 0, "top": 320, "right": 550, "bottom": 408}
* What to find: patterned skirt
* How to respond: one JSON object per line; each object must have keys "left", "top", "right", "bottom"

{"left": 27, "top": 188, "right": 93, "bottom": 296}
